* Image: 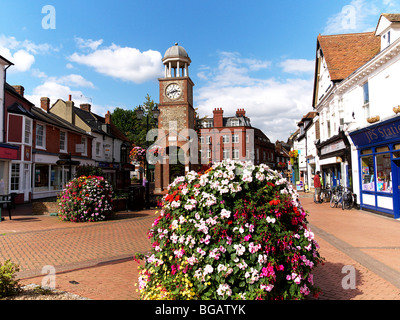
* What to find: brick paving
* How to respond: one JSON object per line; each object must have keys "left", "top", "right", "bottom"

{"left": 0, "top": 194, "right": 400, "bottom": 300}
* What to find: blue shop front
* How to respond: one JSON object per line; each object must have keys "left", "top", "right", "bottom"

{"left": 349, "top": 115, "right": 400, "bottom": 219}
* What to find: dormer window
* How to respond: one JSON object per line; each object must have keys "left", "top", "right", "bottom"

{"left": 231, "top": 119, "right": 239, "bottom": 127}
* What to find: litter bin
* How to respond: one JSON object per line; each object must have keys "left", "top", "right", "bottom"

{"left": 128, "top": 185, "right": 145, "bottom": 211}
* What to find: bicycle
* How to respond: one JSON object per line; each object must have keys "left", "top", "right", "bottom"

{"left": 330, "top": 186, "right": 343, "bottom": 208}
{"left": 342, "top": 187, "right": 356, "bottom": 210}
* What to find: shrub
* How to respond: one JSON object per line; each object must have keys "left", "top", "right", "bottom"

{"left": 0, "top": 260, "right": 21, "bottom": 298}
{"left": 136, "top": 160, "right": 324, "bottom": 300}
{"left": 57, "top": 175, "right": 113, "bottom": 222}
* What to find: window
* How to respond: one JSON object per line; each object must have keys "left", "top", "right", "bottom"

{"left": 232, "top": 149, "right": 239, "bottom": 160}
{"left": 363, "top": 82, "right": 370, "bottom": 119}
{"left": 60, "top": 131, "right": 67, "bottom": 152}
{"left": 203, "top": 121, "right": 213, "bottom": 128}
{"left": 11, "top": 164, "right": 20, "bottom": 191}
{"left": 96, "top": 142, "right": 101, "bottom": 156}
{"left": 36, "top": 123, "right": 45, "bottom": 148}
{"left": 81, "top": 137, "right": 87, "bottom": 155}
{"left": 207, "top": 149, "right": 211, "bottom": 159}
{"left": 200, "top": 136, "right": 204, "bottom": 144}
{"left": 232, "top": 134, "right": 239, "bottom": 143}
{"left": 361, "top": 156, "right": 374, "bottom": 191}
{"left": 34, "top": 164, "right": 49, "bottom": 191}
{"left": 206, "top": 136, "right": 211, "bottom": 144}
{"left": 223, "top": 149, "right": 230, "bottom": 160}
{"left": 222, "top": 135, "right": 229, "bottom": 144}
{"left": 231, "top": 119, "right": 239, "bottom": 127}
{"left": 24, "top": 118, "right": 32, "bottom": 144}
{"left": 376, "top": 153, "right": 392, "bottom": 193}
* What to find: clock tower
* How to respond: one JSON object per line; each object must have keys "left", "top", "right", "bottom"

{"left": 155, "top": 43, "right": 196, "bottom": 193}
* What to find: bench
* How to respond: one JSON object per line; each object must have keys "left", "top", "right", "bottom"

{"left": 0, "top": 194, "right": 13, "bottom": 221}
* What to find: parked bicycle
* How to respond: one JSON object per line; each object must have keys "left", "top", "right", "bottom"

{"left": 330, "top": 185, "right": 343, "bottom": 208}
{"left": 341, "top": 187, "right": 356, "bottom": 210}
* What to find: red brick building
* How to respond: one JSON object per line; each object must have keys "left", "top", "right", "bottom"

{"left": 4, "top": 84, "right": 93, "bottom": 203}
{"left": 199, "top": 108, "right": 276, "bottom": 167}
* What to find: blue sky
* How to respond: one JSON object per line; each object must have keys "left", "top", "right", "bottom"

{"left": 1, "top": 0, "right": 400, "bottom": 142}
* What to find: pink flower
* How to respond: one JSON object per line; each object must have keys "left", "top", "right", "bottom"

{"left": 244, "top": 234, "right": 252, "bottom": 241}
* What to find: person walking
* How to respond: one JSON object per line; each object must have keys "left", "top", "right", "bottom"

{"left": 314, "top": 171, "right": 322, "bottom": 203}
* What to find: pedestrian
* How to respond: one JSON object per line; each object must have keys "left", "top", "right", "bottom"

{"left": 314, "top": 171, "right": 322, "bottom": 203}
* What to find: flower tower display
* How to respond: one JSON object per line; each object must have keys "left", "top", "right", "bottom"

{"left": 57, "top": 175, "right": 113, "bottom": 222}
{"left": 136, "top": 160, "right": 323, "bottom": 300}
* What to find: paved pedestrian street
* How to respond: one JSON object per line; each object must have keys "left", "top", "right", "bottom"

{"left": 1, "top": 194, "right": 400, "bottom": 300}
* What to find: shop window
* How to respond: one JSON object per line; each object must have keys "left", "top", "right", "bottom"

{"left": 393, "top": 144, "right": 400, "bottom": 159}
{"left": 361, "top": 156, "right": 374, "bottom": 191}
{"left": 361, "top": 149, "right": 372, "bottom": 155}
{"left": 34, "top": 164, "right": 49, "bottom": 191}
{"left": 50, "top": 165, "right": 63, "bottom": 190}
{"left": 376, "top": 146, "right": 389, "bottom": 153}
{"left": 375, "top": 153, "right": 392, "bottom": 193}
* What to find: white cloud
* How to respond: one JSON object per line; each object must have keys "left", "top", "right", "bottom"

{"left": 196, "top": 52, "right": 313, "bottom": 142}
{"left": 74, "top": 37, "right": 104, "bottom": 51}
{"left": 0, "top": 48, "right": 35, "bottom": 72}
{"left": 280, "top": 59, "right": 315, "bottom": 74}
{"left": 0, "top": 34, "right": 58, "bottom": 73}
{"left": 69, "top": 43, "right": 164, "bottom": 83}
{"left": 55, "top": 74, "right": 95, "bottom": 88}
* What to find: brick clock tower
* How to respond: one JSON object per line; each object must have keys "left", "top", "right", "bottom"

{"left": 155, "top": 43, "right": 196, "bottom": 193}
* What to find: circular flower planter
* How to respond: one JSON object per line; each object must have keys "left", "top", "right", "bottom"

{"left": 136, "top": 160, "right": 323, "bottom": 300}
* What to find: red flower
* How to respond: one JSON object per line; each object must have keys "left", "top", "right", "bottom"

{"left": 269, "top": 199, "right": 280, "bottom": 206}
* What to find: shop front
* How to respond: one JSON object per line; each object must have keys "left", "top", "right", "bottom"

{"left": 349, "top": 115, "right": 400, "bottom": 219}
{"left": 316, "top": 131, "right": 352, "bottom": 189}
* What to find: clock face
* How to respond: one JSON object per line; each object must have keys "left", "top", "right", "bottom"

{"left": 165, "top": 83, "right": 182, "bottom": 100}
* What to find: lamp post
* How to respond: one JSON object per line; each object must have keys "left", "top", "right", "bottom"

{"left": 136, "top": 104, "right": 160, "bottom": 209}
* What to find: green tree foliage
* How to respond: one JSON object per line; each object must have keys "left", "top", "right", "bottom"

{"left": 111, "top": 94, "right": 158, "bottom": 148}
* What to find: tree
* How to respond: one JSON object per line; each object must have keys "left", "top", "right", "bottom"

{"left": 111, "top": 94, "right": 158, "bottom": 148}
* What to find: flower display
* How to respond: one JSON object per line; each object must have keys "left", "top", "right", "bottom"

{"left": 57, "top": 175, "right": 113, "bottom": 222}
{"left": 130, "top": 145, "right": 146, "bottom": 163}
{"left": 135, "top": 160, "right": 323, "bottom": 300}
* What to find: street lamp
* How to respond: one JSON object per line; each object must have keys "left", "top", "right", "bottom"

{"left": 136, "top": 104, "right": 160, "bottom": 209}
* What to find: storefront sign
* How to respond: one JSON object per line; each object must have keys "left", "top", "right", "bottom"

{"left": 321, "top": 140, "right": 346, "bottom": 155}
{"left": 99, "top": 162, "right": 119, "bottom": 169}
{"left": 350, "top": 116, "right": 400, "bottom": 147}
{"left": 0, "top": 145, "right": 18, "bottom": 160}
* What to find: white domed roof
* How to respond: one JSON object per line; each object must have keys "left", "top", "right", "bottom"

{"left": 163, "top": 43, "right": 189, "bottom": 59}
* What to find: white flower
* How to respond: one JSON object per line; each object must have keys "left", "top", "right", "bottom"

{"left": 220, "top": 209, "right": 231, "bottom": 219}
{"left": 204, "top": 264, "right": 214, "bottom": 275}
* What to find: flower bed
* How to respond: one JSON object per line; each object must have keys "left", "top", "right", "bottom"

{"left": 136, "top": 160, "right": 323, "bottom": 300}
{"left": 57, "top": 176, "right": 113, "bottom": 222}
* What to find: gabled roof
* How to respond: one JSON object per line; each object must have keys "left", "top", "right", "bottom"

{"left": 7, "top": 102, "right": 35, "bottom": 118}
{"left": 31, "top": 106, "right": 92, "bottom": 137}
{"left": 317, "top": 32, "right": 380, "bottom": 81}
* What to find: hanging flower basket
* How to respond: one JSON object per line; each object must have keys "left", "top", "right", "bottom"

{"left": 130, "top": 145, "right": 146, "bottom": 163}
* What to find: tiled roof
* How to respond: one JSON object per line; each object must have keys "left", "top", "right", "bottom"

{"left": 318, "top": 32, "right": 380, "bottom": 81}
{"left": 381, "top": 13, "right": 400, "bottom": 22}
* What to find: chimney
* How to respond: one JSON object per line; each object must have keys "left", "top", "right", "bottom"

{"left": 213, "top": 108, "right": 224, "bottom": 128}
{"left": 236, "top": 108, "right": 246, "bottom": 117}
{"left": 80, "top": 103, "right": 91, "bottom": 112}
{"left": 105, "top": 111, "right": 111, "bottom": 124}
{"left": 40, "top": 97, "right": 50, "bottom": 112}
{"left": 12, "top": 85, "right": 24, "bottom": 97}
{"left": 68, "top": 94, "right": 72, "bottom": 101}
{"left": 65, "top": 99, "right": 75, "bottom": 125}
